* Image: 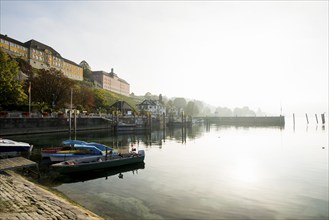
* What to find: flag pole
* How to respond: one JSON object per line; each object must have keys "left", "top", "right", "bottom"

{"left": 69, "top": 88, "right": 72, "bottom": 135}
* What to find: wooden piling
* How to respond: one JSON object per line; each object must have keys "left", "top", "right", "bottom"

{"left": 321, "top": 114, "right": 325, "bottom": 124}
{"left": 305, "top": 113, "right": 309, "bottom": 124}
{"left": 315, "top": 114, "right": 318, "bottom": 124}
{"left": 163, "top": 113, "right": 166, "bottom": 130}
{"left": 293, "top": 113, "right": 295, "bottom": 126}
{"left": 74, "top": 109, "right": 77, "bottom": 136}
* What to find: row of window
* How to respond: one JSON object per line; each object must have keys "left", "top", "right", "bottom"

{"left": 18, "top": 52, "right": 28, "bottom": 57}
{"left": 32, "top": 49, "right": 43, "bottom": 55}
{"left": 53, "top": 61, "right": 62, "bottom": 67}
{"left": 0, "top": 39, "right": 28, "bottom": 51}
{"left": 1, "top": 38, "right": 85, "bottom": 80}
{"left": 0, "top": 39, "right": 9, "bottom": 45}
{"left": 31, "top": 55, "right": 81, "bottom": 72}
{"left": 11, "top": 43, "right": 27, "bottom": 51}
{"left": 141, "top": 105, "right": 162, "bottom": 110}
{"left": 53, "top": 56, "right": 61, "bottom": 62}
{"left": 64, "top": 72, "right": 82, "bottom": 80}
{"left": 30, "top": 54, "right": 80, "bottom": 71}
{"left": 32, "top": 54, "right": 44, "bottom": 61}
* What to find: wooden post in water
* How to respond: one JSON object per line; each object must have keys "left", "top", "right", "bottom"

{"left": 321, "top": 114, "right": 325, "bottom": 124}
{"left": 74, "top": 109, "right": 77, "bottom": 138}
{"left": 163, "top": 113, "right": 166, "bottom": 130}
{"left": 315, "top": 114, "right": 318, "bottom": 124}
{"left": 293, "top": 113, "right": 295, "bottom": 127}
{"left": 105, "top": 146, "right": 108, "bottom": 161}
{"left": 305, "top": 113, "right": 309, "bottom": 124}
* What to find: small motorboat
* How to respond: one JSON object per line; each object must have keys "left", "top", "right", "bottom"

{"left": 41, "top": 145, "right": 73, "bottom": 158}
{"left": 51, "top": 150, "right": 145, "bottom": 174}
{"left": 0, "top": 138, "right": 32, "bottom": 152}
{"left": 42, "top": 140, "right": 112, "bottom": 158}
{"left": 49, "top": 145, "right": 110, "bottom": 162}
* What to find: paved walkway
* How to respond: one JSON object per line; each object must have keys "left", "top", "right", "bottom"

{"left": 0, "top": 171, "right": 102, "bottom": 220}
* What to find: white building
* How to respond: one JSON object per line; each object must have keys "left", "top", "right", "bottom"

{"left": 137, "top": 100, "right": 166, "bottom": 116}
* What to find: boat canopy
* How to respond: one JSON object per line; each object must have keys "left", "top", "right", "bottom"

{"left": 62, "top": 140, "right": 113, "bottom": 151}
{"left": 62, "top": 140, "right": 87, "bottom": 145}
{"left": 82, "top": 142, "right": 112, "bottom": 151}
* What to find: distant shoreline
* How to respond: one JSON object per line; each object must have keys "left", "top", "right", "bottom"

{"left": 0, "top": 116, "right": 287, "bottom": 136}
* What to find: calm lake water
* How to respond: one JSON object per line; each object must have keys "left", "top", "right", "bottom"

{"left": 5, "top": 118, "right": 329, "bottom": 220}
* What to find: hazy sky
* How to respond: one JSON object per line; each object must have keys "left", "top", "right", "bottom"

{"left": 0, "top": 1, "right": 328, "bottom": 115}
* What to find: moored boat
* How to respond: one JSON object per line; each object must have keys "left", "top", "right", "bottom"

{"left": 0, "top": 138, "right": 32, "bottom": 152}
{"left": 42, "top": 140, "right": 113, "bottom": 159}
{"left": 41, "top": 145, "right": 73, "bottom": 158}
{"left": 51, "top": 150, "right": 145, "bottom": 174}
{"left": 49, "top": 145, "right": 105, "bottom": 162}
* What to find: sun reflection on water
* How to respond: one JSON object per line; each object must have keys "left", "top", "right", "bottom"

{"left": 232, "top": 156, "right": 260, "bottom": 184}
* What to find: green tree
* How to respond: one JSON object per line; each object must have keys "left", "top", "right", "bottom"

{"left": 173, "top": 97, "right": 187, "bottom": 111}
{"left": 203, "top": 107, "right": 212, "bottom": 116}
{"left": 145, "top": 92, "right": 152, "bottom": 99}
{"left": 233, "top": 106, "right": 255, "bottom": 116}
{"left": 185, "top": 101, "right": 199, "bottom": 116}
{"left": 194, "top": 101, "right": 204, "bottom": 114}
{"left": 159, "top": 94, "right": 163, "bottom": 104}
{"left": 15, "top": 58, "right": 34, "bottom": 78}
{"left": 74, "top": 87, "right": 95, "bottom": 112}
{"left": 0, "top": 49, "right": 27, "bottom": 105}
{"left": 93, "top": 88, "right": 110, "bottom": 111}
{"left": 30, "top": 68, "right": 76, "bottom": 110}
{"left": 79, "top": 60, "right": 92, "bottom": 81}
{"left": 215, "top": 106, "right": 233, "bottom": 116}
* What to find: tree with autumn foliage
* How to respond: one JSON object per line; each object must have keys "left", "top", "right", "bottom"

{"left": 29, "top": 68, "right": 76, "bottom": 111}
{"left": 74, "top": 86, "right": 95, "bottom": 112}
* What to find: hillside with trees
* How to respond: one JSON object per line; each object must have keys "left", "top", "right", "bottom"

{"left": 0, "top": 48, "right": 265, "bottom": 116}
{"left": 0, "top": 49, "right": 138, "bottom": 114}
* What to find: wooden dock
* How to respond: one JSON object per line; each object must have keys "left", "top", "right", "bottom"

{"left": 0, "top": 157, "right": 37, "bottom": 171}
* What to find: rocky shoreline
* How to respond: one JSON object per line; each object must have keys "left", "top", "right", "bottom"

{"left": 0, "top": 170, "right": 103, "bottom": 220}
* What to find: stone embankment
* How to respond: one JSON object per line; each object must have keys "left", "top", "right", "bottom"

{"left": 0, "top": 171, "right": 102, "bottom": 220}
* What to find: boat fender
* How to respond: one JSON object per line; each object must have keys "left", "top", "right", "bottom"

{"left": 65, "top": 161, "right": 75, "bottom": 165}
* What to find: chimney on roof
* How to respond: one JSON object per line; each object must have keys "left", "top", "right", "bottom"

{"left": 110, "top": 68, "right": 114, "bottom": 73}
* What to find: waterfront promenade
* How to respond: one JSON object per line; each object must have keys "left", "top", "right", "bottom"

{"left": 0, "top": 170, "right": 102, "bottom": 220}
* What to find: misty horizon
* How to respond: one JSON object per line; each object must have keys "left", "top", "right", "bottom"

{"left": 1, "top": 1, "right": 327, "bottom": 115}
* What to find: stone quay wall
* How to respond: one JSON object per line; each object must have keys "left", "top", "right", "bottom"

{"left": 199, "top": 116, "right": 285, "bottom": 127}
{"left": 0, "top": 117, "right": 113, "bottom": 136}
{"left": 0, "top": 170, "right": 102, "bottom": 220}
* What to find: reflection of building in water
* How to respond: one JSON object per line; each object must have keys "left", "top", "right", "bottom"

{"left": 107, "top": 131, "right": 166, "bottom": 149}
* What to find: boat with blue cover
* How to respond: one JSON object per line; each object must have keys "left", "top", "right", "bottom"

{"left": 49, "top": 145, "right": 105, "bottom": 162}
{"left": 42, "top": 140, "right": 113, "bottom": 159}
